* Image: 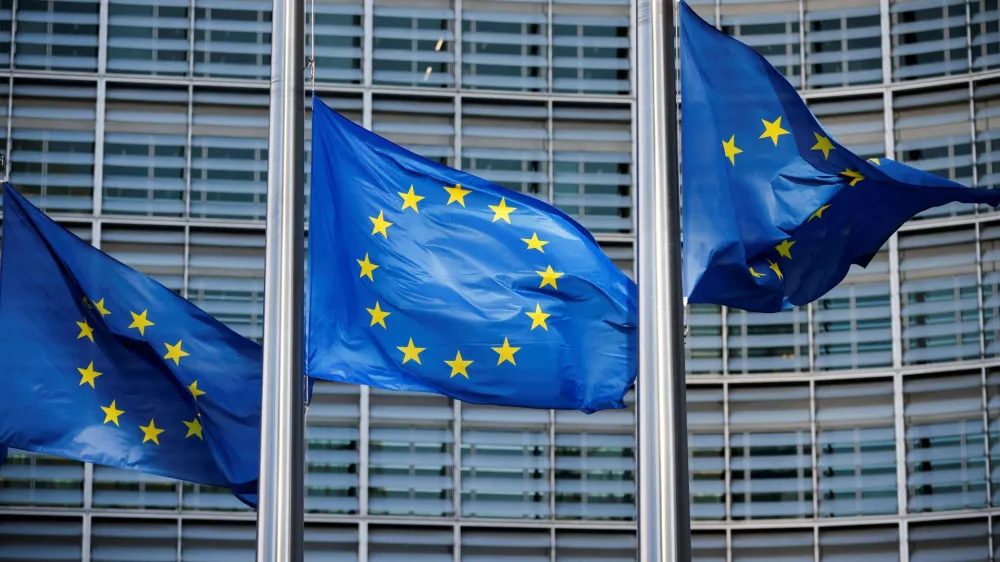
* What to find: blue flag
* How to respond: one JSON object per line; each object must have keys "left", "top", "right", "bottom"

{"left": 679, "top": 1, "right": 1000, "bottom": 313}
{"left": 307, "top": 95, "right": 637, "bottom": 413}
{"left": 0, "top": 184, "right": 262, "bottom": 505}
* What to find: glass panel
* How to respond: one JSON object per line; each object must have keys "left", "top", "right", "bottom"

{"left": 107, "top": 0, "right": 190, "bottom": 76}
{"left": 987, "top": 368, "right": 1000, "bottom": 506}
{"left": 691, "top": 532, "right": 727, "bottom": 562}
{"left": 186, "top": 228, "right": 265, "bottom": 342}
{"left": 729, "top": 384, "right": 813, "bottom": 519}
{"left": 309, "top": 0, "right": 364, "bottom": 84}
{"left": 102, "top": 85, "right": 188, "bottom": 217}
{"left": 894, "top": 86, "right": 974, "bottom": 220}
{"left": 14, "top": 0, "right": 99, "bottom": 71}
{"left": 462, "top": 0, "right": 548, "bottom": 92}
{"left": 909, "top": 518, "right": 990, "bottom": 562}
{"left": 980, "top": 223, "right": 1000, "bottom": 355}
{"left": 731, "top": 530, "right": 814, "bottom": 561}
{"left": 92, "top": 466, "right": 178, "bottom": 509}
{"left": 193, "top": 0, "right": 271, "bottom": 79}
{"left": 102, "top": 224, "right": 185, "bottom": 293}
{"left": 555, "top": 530, "right": 636, "bottom": 562}
{"left": 10, "top": 80, "right": 96, "bottom": 213}
{"left": 687, "top": 386, "right": 725, "bottom": 520}
{"left": 804, "top": 0, "right": 883, "bottom": 88}
{"left": 91, "top": 518, "right": 177, "bottom": 562}
{"left": 552, "top": 0, "right": 630, "bottom": 95}
{"left": 687, "top": 304, "right": 723, "bottom": 374}
{"left": 0, "top": 0, "right": 12, "bottom": 69}
{"left": 368, "top": 389, "right": 454, "bottom": 516}
{"left": 890, "top": 0, "right": 969, "bottom": 81}
{"left": 898, "top": 226, "right": 981, "bottom": 364}
{"left": 819, "top": 526, "right": 899, "bottom": 561}
{"left": 461, "top": 529, "right": 550, "bottom": 562}
{"left": 975, "top": 80, "right": 1000, "bottom": 195}
{"left": 552, "top": 103, "right": 632, "bottom": 234}
{"left": 304, "top": 380, "right": 360, "bottom": 514}
{"left": 461, "top": 404, "right": 550, "bottom": 519}
{"left": 554, "top": 389, "right": 635, "bottom": 520}
{"left": 305, "top": 524, "right": 359, "bottom": 562}
{"left": 370, "top": 525, "right": 452, "bottom": 562}
{"left": 372, "top": 95, "right": 455, "bottom": 167}
{"left": 970, "top": 0, "right": 1000, "bottom": 71}
{"left": 181, "top": 521, "right": 255, "bottom": 561}
{"left": 904, "top": 372, "right": 988, "bottom": 512}
{"left": 372, "top": 0, "right": 455, "bottom": 87}
{"left": 190, "top": 88, "right": 269, "bottom": 219}
{"left": 0, "top": 515, "right": 82, "bottom": 561}
{"left": 809, "top": 95, "right": 886, "bottom": 160}
{"left": 727, "top": 308, "right": 809, "bottom": 374}
{"left": 816, "top": 379, "right": 897, "bottom": 516}
{"left": 461, "top": 100, "right": 548, "bottom": 200}
{"left": 721, "top": 0, "right": 802, "bottom": 86}
{"left": 0, "top": 449, "right": 84, "bottom": 508}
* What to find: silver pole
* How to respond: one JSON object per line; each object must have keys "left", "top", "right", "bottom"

{"left": 635, "top": 0, "right": 691, "bottom": 560}
{"left": 256, "top": 0, "right": 305, "bottom": 555}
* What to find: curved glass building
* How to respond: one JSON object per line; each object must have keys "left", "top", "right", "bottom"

{"left": 0, "top": 0, "right": 997, "bottom": 559}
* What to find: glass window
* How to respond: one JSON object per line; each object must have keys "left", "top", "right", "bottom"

{"left": 816, "top": 379, "right": 897, "bottom": 517}
{"left": 809, "top": 95, "right": 886, "bottom": 160}
{"left": 0, "top": 515, "right": 82, "bottom": 561}
{"left": 819, "top": 525, "right": 899, "bottom": 561}
{"left": 10, "top": 80, "right": 96, "bottom": 213}
{"left": 554, "top": 388, "right": 635, "bottom": 520}
{"left": 101, "top": 224, "right": 185, "bottom": 294}
{"left": 181, "top": 521, "right": 255, "bottom": 560}
{"left": 894, "top": 87, "right": 974, "bottom": 220}
{"left": 731, "top": 530, "right": 814, "bottom": 561}
{"left": 461, "top": 529, "right": 550, "bottom": 562}
{"left": 898, "top": 226, "right": 981, "bottom": 365}
{"left": 904, "top": 372, "right": 988, "bottom": 512}
{"left": 804, "top": 0, "right": 883, "bottom": 88}
{"left": 691, "top": 532, "right": 727, "bottom": 562}
{"left": 303, "top": 380, "right": 360, "bottom": 514}
{"left": 909, "top": 518, "right": 990, "bottom": 561}
{"left": 970, "top": 0, "right": 1000, "bottom": 71}
{"left": 102, "top": 85, "right": 188, "bottom": 217}
{"left": 686, "top": 386, "right": 725, "bottom": 520}
{"left": 686, "top": 304, "right": 723, "bottom": 375}
{"left": 368, "top": 389, "right": 454, "bottom": 517}
{"left": 186, "top": 228, "right": 265, "bottom": 342}
{"left": 461, "top": 100, "right": 548, "bottom": 200}
{"left": 306, "top": 524, "right": 358, "bottom": 562}
{"left": 370, "top": 525, "right": 452, "bottom": 562}
{"left": 980, "top": 223, "right": 1000, "bottom": 356}
{"left": 14, "top": 0, "right": 99, "bottom": 72}
{"left": 988, "top": 367, "right": 1000, "bottom": 507}
{"left": 552, "top": 0, "right": 630, "bottom": 95}
{"left": 552, "top": 103, "right": 632, "bottom": 234}
{"left": 727, "top": 308, "right": 809, "bottom": 374}
{"left": 461, "top": 404, "right": 550, "bottom": 519}
{"left": 0, "top": 449, "right": 84, "bottom": 508}
{"left": 372, "top": 0, "right": 454, "bottom": 87}
{"left": 309, "top": 0, "right": 363, "bottom": 84}
{"left": 190, "top": 88, "right": 269, "bottom": 220}
{"left": 975, "top": 79, "right": 1000, "bottom": 195}
{"left": 372, "top": 96, "right": 455, "bottom": 167}
{"left": 0, "top": 0, "right": 12, "bottom": 69}
{"left": 92, "top": 466, "right": 178, "bottom": 509}
{"left": 107, "top": 0, "right": 190, "bottom": 76}
{"left": 462, "top": 0, "right": 547, "bottom": 92}
{"left": 193, "top": 0, "right": 271, "bottom": 79}
{"left": 721, "top": 0, "right": 802, "bottom": 87}
{"left": 555, "top": 530, "right": 636, "bottom": 562}
{"left": 91, "top": 518, "right": 177, "bottom": 562}
{"left": 729, "top": 384, "right": 813, "bottom": 519}
{"left": 890, "top": 0, "right": 969, "bottom": 81}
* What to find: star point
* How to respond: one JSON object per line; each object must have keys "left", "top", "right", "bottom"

{"left": 183, "top": 418, "right": 204, "bottom": 439}
{"left": 868, "top": 158, "right": 881, "bottom": 165}
{"left": 397, "top": 338, "right": 426, "bottom": 365}
{"left": 76, "top": 319, "right": 94, "bottom": 342}
{"left": 357, "top": 253, "right": 379, "bottom": 282}
{"left": 759, "top": 116, "right": 790, "bottom": 146}
{"left": 811, "top": 132, "right": 836, "bottom": 160}
{"left": 492, "top": 338, "right": 521, "bottom": 366}
{"left": 367, "top": 301, "right": 391, "bottom": 329}
{"left": 522, "top": 232, "right": 549, "bottom": 252}
{"left": 188, "top": 380, "right": 206, "bottom": 399}
{"left": 809, "top": 204, "right": 831, "bottom": 221}
{"left": 750, "top": 267, "right": 765, "bottom": 278}
{"left": 768, "top": 260, "right": 784, "bottom": 280}
{"left": 775, "top": 239, "right": 795, "bottom": 259}
{"left": 526, "top": 303, "right": 551, "bottom": 331}
{"left": 444, "top": 183, "right": 472, "bottom": 206}
{"left": 164, "top": 340, "right": 189, "bottom": 365}
{"left": 101, "top": 400, "right": 124, "bottom": 427}
{"left": 722, "top": 135, "right": 742, "bottom": 165}
{"left": 128, "top": 310, "right": 154, "bottom": 336}
{"left": 445, "top": 350, "right": 473, "bottom": 378}
{"left": 489, "top": 197, "right": 516, "bottom": 223}
{"left": 840, "top": 169, "right": 865, "bottom": 187}
{"left": 140, "top": 419, "right": 164, "bottom": 445}
{"left": 93, "top": 298, "right": 111, "bottom": 317}
{"left": 398, "top": 185, "right": 425, "bottom": 212}
{"left": 370, "top": 210, "right": 393, "bottom": 239}
{"left": 536, "top": 265, "right": 564, "bottom": 290}
{"left": 78, "top": 361, "right": 103, "bottom": 388}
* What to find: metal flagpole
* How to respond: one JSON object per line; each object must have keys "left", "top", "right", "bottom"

{"left": 256, "top": 0, "right": 305, "bottom": 555}
{"left": 635, "top": 0, "right": 691, "bottom": 560}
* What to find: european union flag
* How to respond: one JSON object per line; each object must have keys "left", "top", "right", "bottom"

{"left": 679, "top": 1, "right": 1000, "bottom": 313}
{"left": 0, "top": 184, "right": 262, "bottom": 504}
{"left": 307, "top": 96, "right": 637, "bottom": 413}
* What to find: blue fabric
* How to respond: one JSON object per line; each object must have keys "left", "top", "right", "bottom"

{"left": 306, "top": 95, "right": 637, "bottom": 413}
{"left": 0, "top": 184, "right": 261, "bottom": 506}
{"left": 679, "top": 1, "right": 1000, "bottom": 312}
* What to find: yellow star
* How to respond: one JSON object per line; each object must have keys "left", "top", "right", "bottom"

{"left": 492, "top": 338, "right": 520, "bottom": 366}
{"left": 369, "top": 211, "right": 393, "bottom": 239}
{"left": 868, "top": 158, "right": 881, "bottom": 165}
{"left": 521, "top": 232, "right": 548, "bottom": 252}
{"left": 811, "top": 132, "right": 836, "bottom": 160}
{"left": 722, "top": 135, "right": 742, "bottom": 166}
{"left": 840, "top": 169, "right": 865, "bottom": 187}
{"left": 759, "top": 116, "right": 790, "bottom": 146}
{"left": 367, "top": 301, "right": 390, "bottom": 329}
{"left": 188, "top": 380, "right": 206, "bottom": 399}
{"left": 140, "top": 419, "right": 164, "bottom": 445}
{"left": 183, "top": 418, "right": 204, "bottom": 440}
{"left": 76, "top": 319, "right": 94, "bottom": 342}
{"left": 357, "top": 253, "right": 379, "bottom": 282}
{"left": 164, "top": 340, "right": 189, "bottom": 365}
{"left": 444, "top": 183, "right": 472, "bottom": 207}
{"left": 536, "top": 265, "right": 564, "bottom": 290}
{"left": 398, "top": 185, "right": 425, "bottom": 212}
{"left": 775, "top": 239, "right": 795, "bottom": 259}
{"left": 397, "top": 338, "right": 426, "bottom": 365}
{"left": 93, "top": 298, "right": 111, "bottom": 317}
{"left": 445, "top": 350, "right": 473, "bottom": 379}
{"left": 768, "top": 260, "right": 784, "bottom": 280}
{"left": 77, "top": 361, "right": 103, "bottom": 388}
{"left": 809, "top": 204, "right": 831, "bottom": 221}
{"left": 750, "top": 267, "right": 765, "bottom": 278}
{"left": 526, "top": 303, "right": 551, "bottom": 331}
{"left": 101, "top": 400, "right": 124, "bottom": 427}
{"left": 128, "top": 310, "right": 154, "bottom": 336}
{"left": 489, "top": 197, "right": 516, "bottom": 224}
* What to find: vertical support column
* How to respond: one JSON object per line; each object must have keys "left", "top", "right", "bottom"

{"left": 91, "top": 79, "right": 106, "bottom": 217}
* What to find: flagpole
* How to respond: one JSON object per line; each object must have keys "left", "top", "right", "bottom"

{"left": 635, "top": 0, "right": 691, "bottom": 560}
{"left": 256, "top": 0, "right": 305, "bottom": 555}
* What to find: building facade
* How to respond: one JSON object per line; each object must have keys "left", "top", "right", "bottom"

{"left": 0, "top": 0, "right": 997, "bottom": 559}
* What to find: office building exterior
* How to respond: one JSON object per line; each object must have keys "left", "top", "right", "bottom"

{"left": 0, "top": 0, "right": 997, "bottom": 559}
